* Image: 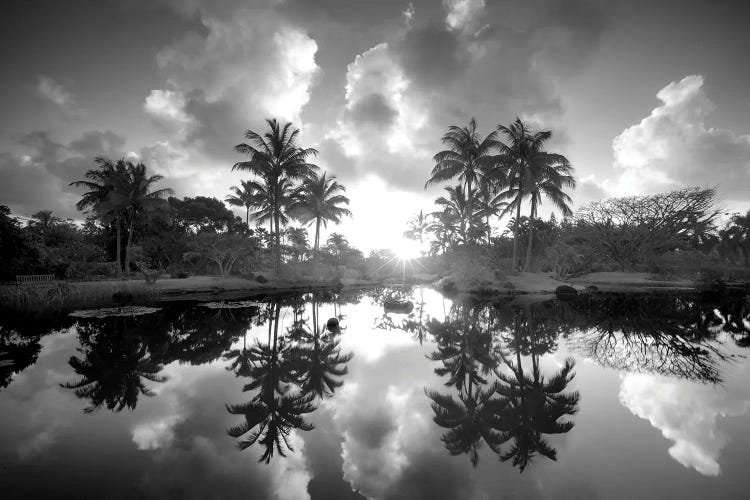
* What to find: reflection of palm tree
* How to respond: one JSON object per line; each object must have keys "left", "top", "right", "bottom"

{"left": 494, "top": 356, "right": 579, "bottom": 472}
{"left": 227, "top": 300, "right": 319, "bottom": 462}
{"left": 62, "top": 318, "right": 167, "bottom": 413}
{"left": 426, "top": 384, "right": 507, "bottom": 466}
{"left": 289, "top": 299, "right": 352, "bottom": 397}
{"left": 227, "top": 391, "right": 316, "bottom": 463}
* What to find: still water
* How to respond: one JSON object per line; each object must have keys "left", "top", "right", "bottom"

{"left": 1, "top": 287, "right": 749, "bottom": 499}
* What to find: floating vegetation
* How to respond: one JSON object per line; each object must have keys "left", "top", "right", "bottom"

{"left": 69, "top": 306, "right": 162, "bottom": 319}
{"left": 197, "top": 300, "right": 263, "bottom": 309}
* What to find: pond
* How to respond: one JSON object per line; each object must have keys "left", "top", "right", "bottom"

{"left": 1, "top": 287, "right": 749, "bottom": 499}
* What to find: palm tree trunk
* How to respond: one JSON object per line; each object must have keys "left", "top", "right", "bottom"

{"left": 524, "top": 200, "right": 536, "bottom": 272}
{"left": 486, "top": 214, "right": 491, "bottom": 246}
{"left": 124, "top": 213, "right": 135, "bottom": 278}
{"left": 246, "top": 206, "right": 249, "bottom": 228}
{"left": 115, "top": 216, "right": 123, "bottom": 279}
{"left": 274, "top": 209, "right": 281, "bottom": 275}
{"left": 314, "top": 217, "right": 321, "bottom": 252}
{"left": 466, "top": 176, "right": 473, "bottom": 244}
{"left": 513, "top": 190, "right": 522, "bottom": 270}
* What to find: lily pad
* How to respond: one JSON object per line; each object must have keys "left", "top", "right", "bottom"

{"left": 69, "top": 306, "right": 162, "bottom": 318}
{"left": 197, "top": 300, "right": 263, "bottom": 309}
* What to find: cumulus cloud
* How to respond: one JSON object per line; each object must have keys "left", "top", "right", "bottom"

{"left": 36, "top": 76, "right": 80, "bottom": 116}
{"left": 619, "top": 366, "right": 750, "bottom": 476}
{"left": 320, "top": 0, "right": 607, "bottom": 193}
{"left": 608, "top": 75, "right": 750, "bottom": 200}
{"left": 145, "top": 6, "right": 320, "bottom": 162}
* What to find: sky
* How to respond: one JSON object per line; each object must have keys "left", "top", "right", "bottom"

{"left": 1, "top": 0, "right": 749, "bottom": 252}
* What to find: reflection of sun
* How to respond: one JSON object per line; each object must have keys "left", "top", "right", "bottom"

{"left": 394, "top": 239, "right": 422, "bottom": 261}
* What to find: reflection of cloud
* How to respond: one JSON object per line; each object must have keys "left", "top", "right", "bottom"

{"left": 619, "top": 368, "right": 750, "bottom": 476}
{"left": 132, "top": 415, "right": 183, "bottom": 450}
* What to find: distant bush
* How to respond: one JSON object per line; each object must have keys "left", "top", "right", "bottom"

{"left": 649, "top": 250, "right": 710, "bottom": 279}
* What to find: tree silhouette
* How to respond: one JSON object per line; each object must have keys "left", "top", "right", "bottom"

{"left": 61, "top": 317, "right": 167, "bottom": 413}
{"left": 290, "top": 171, "right": 351, "bottom": 252}
{"left": 226, "top": 180, "right": 262, "bottom": 228}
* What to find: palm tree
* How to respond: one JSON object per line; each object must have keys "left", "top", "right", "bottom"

{"left": 497, "top": 118, "right": 555, "bottom": 269}
{"left": 70, "top": 157, "right": 129, "bottom": 278}
{"left": 28, "top": 210, "right": 62, "bottom": 233}
{"left": 290, "top": 171, "right": 351, "bottom": 252}
{"left": 724, "top": 211, "right": 750, "bottom": 266}
{"left": 226, "top": 180, "right": 261, "bottom": 228}
{"left": 434, "top": 185, "right": 483, "bottom": 246}
{"left": 404, "top": 210, "right": 429, "bottom": 248}
{"left": 425, "top": 118, "right": 500, "bottom": 244}
{"left": 110, "top": 162, "right": 173, "bottom": 277}
{"left": 476, "top": 182, "right": 507, "bottom": 246}
{"left": 521, "top": 153, "right": 575, "bottom": 270}
{"left": 233, "top": 119, "right": 318, "bottom": 274}
{"left": 326, "top": 233, "right": 348, "bottom": 267}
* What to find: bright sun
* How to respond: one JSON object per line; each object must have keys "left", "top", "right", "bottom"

{"left": 394, "top": 239, "right": 423, "bottom": 261}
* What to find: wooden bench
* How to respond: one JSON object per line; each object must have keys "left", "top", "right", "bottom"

{"left": 15, "top": 274, "right": 56, "bottom": 286}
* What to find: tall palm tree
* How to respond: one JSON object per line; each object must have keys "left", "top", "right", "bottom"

{"left": 233, "top": 119, "right": 318, "bottom": 274}
{"left": 290, "top": 171, "right": 351, "bottom": 252}
{"left": 226, "top": 180, "right": 261, "bottom": 228}
{"left": 497, "top": 118, "right": 555, "bottom": 269}
{"left": 70, "top": 157, "right": 129, "bottom": 278}
{"left": 426, "top": 118, "right": 499, "bottom": 244}
{"left": 108, "top": 162, "right": 173, "bottom": 277}
{"left": 521, "top": 153, "right": 575, "bottom": 270}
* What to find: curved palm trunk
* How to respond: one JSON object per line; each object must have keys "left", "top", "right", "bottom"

{"left": 246, "top": 206, "right": 249, "bottom": 228}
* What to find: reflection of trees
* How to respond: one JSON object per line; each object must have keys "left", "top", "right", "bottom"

{"left": 563, "top": 294, "right": 742, "bottom": 383}
{"left": 226, "top": 295, "right": 352, "bottom": 462}
{"left": 62, "top": 317, "right": 166, "bottom": 413}
{"left": 0, "top": 327, "right": 41, "bottom": 390}
{"left": 425, "top": 298, "right": 579, "bottom": 471}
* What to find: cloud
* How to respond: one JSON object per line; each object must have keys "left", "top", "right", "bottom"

{"left": 619, "top": 366, "right": 750, "bottom": 476}
{"left": 443, "top": 0, "right": 486, "bottom": 33}
{"left": 321, "top": 0, "right": 608, "bottom": 194}
{"left": 145, "top": 6, "right": 320, "bottom": 163}
{"left": 36, "top": 76, "right": 80, "bottom": 116}
{"left": 608, "top": 75, "right": 750, "bottom": 200}
{"left": 0, "top": 130, "right": 127, "bottom": 218}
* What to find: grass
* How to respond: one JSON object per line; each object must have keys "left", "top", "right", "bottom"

{"left": 0, "top": 280, "right": 159, "bottom": 314}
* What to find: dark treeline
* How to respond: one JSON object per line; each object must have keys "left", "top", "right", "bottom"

{"left": 408, "top": 117, "right": 750, "bottom": 284}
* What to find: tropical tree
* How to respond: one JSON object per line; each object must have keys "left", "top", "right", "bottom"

{"left": 326, "top": 233, "right": 349, "bottom": 267}
{"left": 476, "top": 182, "right": 507, "bottom": 246}
{"left": 404, "top": 210, "right": 430, "bottom": 248}
{"left": 233, "top": 119, "right": 318, "bottom": 274}
{"left": 290, "top": 171, "right": 351, "bottom": 252}
{"left": 226, "top": 180, "right": 261, "bottom": 228}
{"left": 113, "top": 162, "right": 174, "bottom": 277}
{"left": 520, "top": 153, "right": 575, "bottom": 270}
{"left": 434, "top": 185, "right": 484, "bottom": 246}
{"left": 723, "top": 211, "right": 750, "bottom": 266}
{"left": 496, "top": 118, "right": 557, "bottom": 269}
{"left": 70, "top": 157, "right": 128, "bottom": 277}
{"left": 425, "top": 118, "right": 500, "bottom": 244}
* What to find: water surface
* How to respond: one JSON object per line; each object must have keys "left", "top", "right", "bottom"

{"left": 1, "top": 287, "right": 749, "bottom": 499}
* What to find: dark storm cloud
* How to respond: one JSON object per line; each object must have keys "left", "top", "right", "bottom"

{"left": 0, "top": 130, "right": 127, "bottom": 218}
{"left": 395, "top": 23, "right": 468, "bottom": 89}
{"left": 349, "top": 93, "right": 398, "bottom": 127}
